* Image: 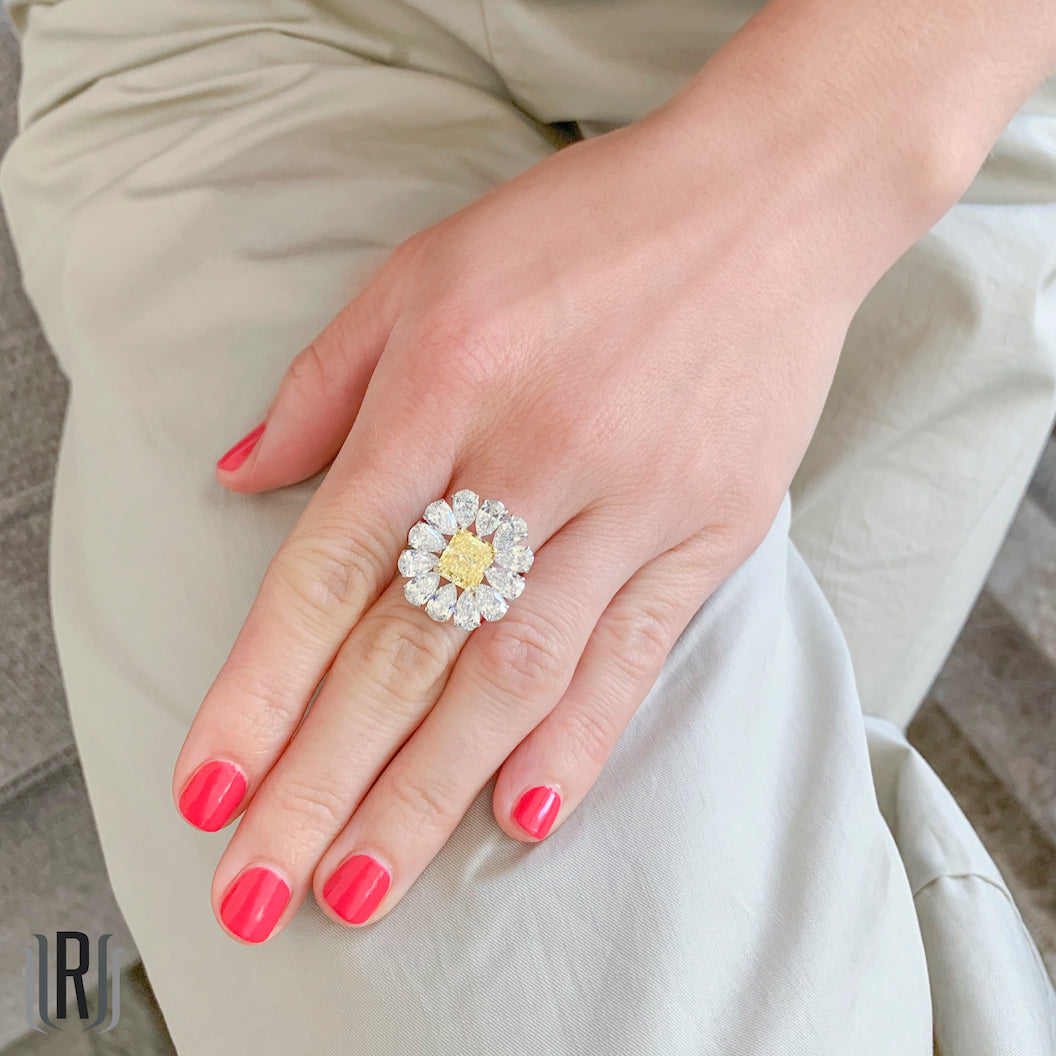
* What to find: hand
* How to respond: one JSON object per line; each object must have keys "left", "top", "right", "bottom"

{"left": 170, "top": 55, "right": 928, "bottom": 944}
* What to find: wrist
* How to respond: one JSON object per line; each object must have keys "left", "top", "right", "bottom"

{"left": 645, "top": 0, "right": 1052, "bottom": 306}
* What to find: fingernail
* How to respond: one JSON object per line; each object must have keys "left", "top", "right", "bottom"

{"left": 178, "top": 759, "right": 247, "bottom": 831}
{"left": 216, "top": 421, "right": 265, "bottom": 471}
{"left": 323, "top": 854, "right": 391, "bottom": 925}
{"left": 220, "top": 866, "right": 290, "bottom": 944}
{"left": 513, "top": 785, "right": 561, "bottom": 839}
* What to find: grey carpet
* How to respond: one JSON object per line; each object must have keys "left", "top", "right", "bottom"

{"left": 0, "top": 7, "right": 72, "bottom": 810}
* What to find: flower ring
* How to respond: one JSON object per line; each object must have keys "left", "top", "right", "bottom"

{"left": 398, "top": 489, "right": 534, "bottom": 631}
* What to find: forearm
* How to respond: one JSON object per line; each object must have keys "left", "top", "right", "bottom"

{"left": 649, "top": 0, "right": 1056, "bottom": 307}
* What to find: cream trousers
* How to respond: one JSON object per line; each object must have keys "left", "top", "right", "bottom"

{"left": 3, "top": 0, "right": 1056, "bottom": 1052}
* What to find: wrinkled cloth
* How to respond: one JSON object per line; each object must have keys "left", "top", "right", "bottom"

{"left": 2, "top": 0, "right": 1055, "bottom": 1051}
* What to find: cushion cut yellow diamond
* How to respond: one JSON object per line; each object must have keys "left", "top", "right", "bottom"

{"left": 437, "top": 529, "right": 494, "bottom": 589}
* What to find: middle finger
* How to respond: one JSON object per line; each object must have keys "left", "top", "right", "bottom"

{"left": 213, "top": 498, "right": 645, "bottom": 941}
{"left": 311, "top": 504, "right": 648, "bottom": 929}
{"left": 208, "top": 482, "right": 576, "bottom": 942}
{"left": 210, "top": 572, "right": 461, "bottom": 943}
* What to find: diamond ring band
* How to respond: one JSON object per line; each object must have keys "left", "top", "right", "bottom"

{"left": 399, "top": 490, "right": 534, "bottom": 631}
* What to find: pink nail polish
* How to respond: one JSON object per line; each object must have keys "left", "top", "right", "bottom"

{"left": 217, "top": 421, "right": 265, "bottom": 471}
{"left": 220, "top": 866, "right": 290, "bottom": 944}
{"left": 178, "top": 759, "right": 247, "bottom": 831}
{"left": 512, "top": 785, "right": 561, "bottom": 839}
{"left": 323, "top": 854, "right": 391, "bottom": 924}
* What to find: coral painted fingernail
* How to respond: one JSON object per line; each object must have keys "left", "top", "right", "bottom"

{"left": 513, "top": 785, "right": 561, "bottom": 839}
{"left": 178, "top": 759, "right": 247, "bottom": 831}
{"left": 220, "top": 866, "right": 290, "bottom": 944}
{"left": 323, "top": 854, "right": 391, "bottom": 925}
{"left": 216, "top": 421, "right": 265, "bottom": 471}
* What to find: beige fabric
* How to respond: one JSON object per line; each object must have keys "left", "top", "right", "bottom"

{"left": 2, "top": 0, "right": 1055, "bottom": 1051}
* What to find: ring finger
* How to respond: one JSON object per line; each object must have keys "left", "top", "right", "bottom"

{"left": 309, "top": 506, "right": 649, "bottom": 929}
{"left": 209, "top": 570, "right": 463, "bottom": 943}
{"left": 208, "top": 497, "right": 638, "bottom": 942}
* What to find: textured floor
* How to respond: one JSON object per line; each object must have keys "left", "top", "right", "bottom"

{"left": 1, "top": 10, "right": 1055, "bottom": 1054}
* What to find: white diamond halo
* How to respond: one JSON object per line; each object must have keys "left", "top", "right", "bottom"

{"left": 399, "top": 490, "right": 533, "bottom": 630}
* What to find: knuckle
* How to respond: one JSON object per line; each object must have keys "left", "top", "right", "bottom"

{"left": 414, "top": 306, "right": 511, "bottom": 394}
{"left": 223, "top": 665, "right": 307, "bottom": 746}
{"left": 447, "top": 333, "right": 507, "bottom": 394}
{"left": 269, "top": 541, "right": 369, "bottom": 621}
{"left": 383, "top": 768, "right": 456, "bottom": 837}
{"left": 356, "top": 611, "right": 451, "bottom": 698}
{"left": 600, "top": 604, "right": 672, "bottom": 682}
{"left": 386, "top": 231, "right": 428, "bottom": 274}
{"left": 268, "top": 519, "right": 388, "bottom": 620}
{"left": 706, "top": 484, "right": 780, "bottom": 567}
{"left": 269, "top": 774, "right": 348, "bottom": 837}
{"left": 699, "top": 440, "right": 787, "bottom": 559}
{"left": 560, "top": 699, "right": 621, "bottom": 767}
{"left": 285, "top": 338, "right": 331, "bottom": 397}
{"left": 484, "top": 614, "right": 570, "bottom": 700}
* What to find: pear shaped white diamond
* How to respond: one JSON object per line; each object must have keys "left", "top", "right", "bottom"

{"left": 425, "top": 582, "right": 457, "bottom": 622}
{"left": 409, "top": 522, "right": 446, "bottom": 552}
{"left": 493, "top": 545, "right": 533, "bottom": 573}
{"left": 453, "top": 588, "right": 481, "bottom": 631}
{"left": 475, "top": 584, "right": 508, "bottom": 621}
{"left": 405, "top": 571, "right": 440, "bottom": 606}
{"left": 484, "top": 565, "right": 525, "bottom": 600}
{"left": 398, "top": 548, "right": 438, "bottom": 577}
{"left": 424, "top": 500, "right": 458, "bottom": 537}
{"left": 452, "top": 490, "right": 480, "bottom": 530}
{"left": 475, "top": 499, "right": 506, "bottom": 537}
{"left": 493, "top": 516, "right": 528, "bottom": 550}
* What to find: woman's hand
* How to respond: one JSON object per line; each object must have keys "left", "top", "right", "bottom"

{"left": 170, "top": 2, "right": 974, "bottom": 943}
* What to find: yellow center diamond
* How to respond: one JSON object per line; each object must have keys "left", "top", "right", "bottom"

{"left": 437, "top": 529, "right": 494, "bottom": 589}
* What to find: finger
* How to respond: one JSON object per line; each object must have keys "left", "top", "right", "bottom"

{"left": 311, "top": 507, "right": 651, "bottom": 928}
{"left": 205, "top": 480, "right": 582, "bottom": 941}
{"left": 207, "top": 572, "right": 464, "bottom": 943}
{"left": 173, "top": 467, "right": 574, "bottom": 850}
{"left": 492, "top": 531, "right": 729, "bottom": 843}
{"left": 174, "top": 392, "right": 451, "bottom": 834}
{"left": 215, "top": 247, "right": 404, "bottom": 493}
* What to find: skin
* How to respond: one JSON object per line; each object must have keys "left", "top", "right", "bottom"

{"left": 172, "top": 0, "right": 1056, "bottom": 942}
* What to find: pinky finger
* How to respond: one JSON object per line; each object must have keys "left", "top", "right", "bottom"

{"left": 492, "top": 530, "right": 731, "bottom": 842}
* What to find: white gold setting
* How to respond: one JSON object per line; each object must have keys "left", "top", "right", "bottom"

{"left": 399, "top": 490, "right": 533, "bottom": 630}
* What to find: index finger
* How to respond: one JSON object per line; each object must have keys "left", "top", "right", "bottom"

{"left": 172, "top": 356, "right": 455, "bottom": 829}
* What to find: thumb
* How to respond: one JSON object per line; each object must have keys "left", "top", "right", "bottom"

{"left": 215, "top": 261, "right": 402, "bottom": 493}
